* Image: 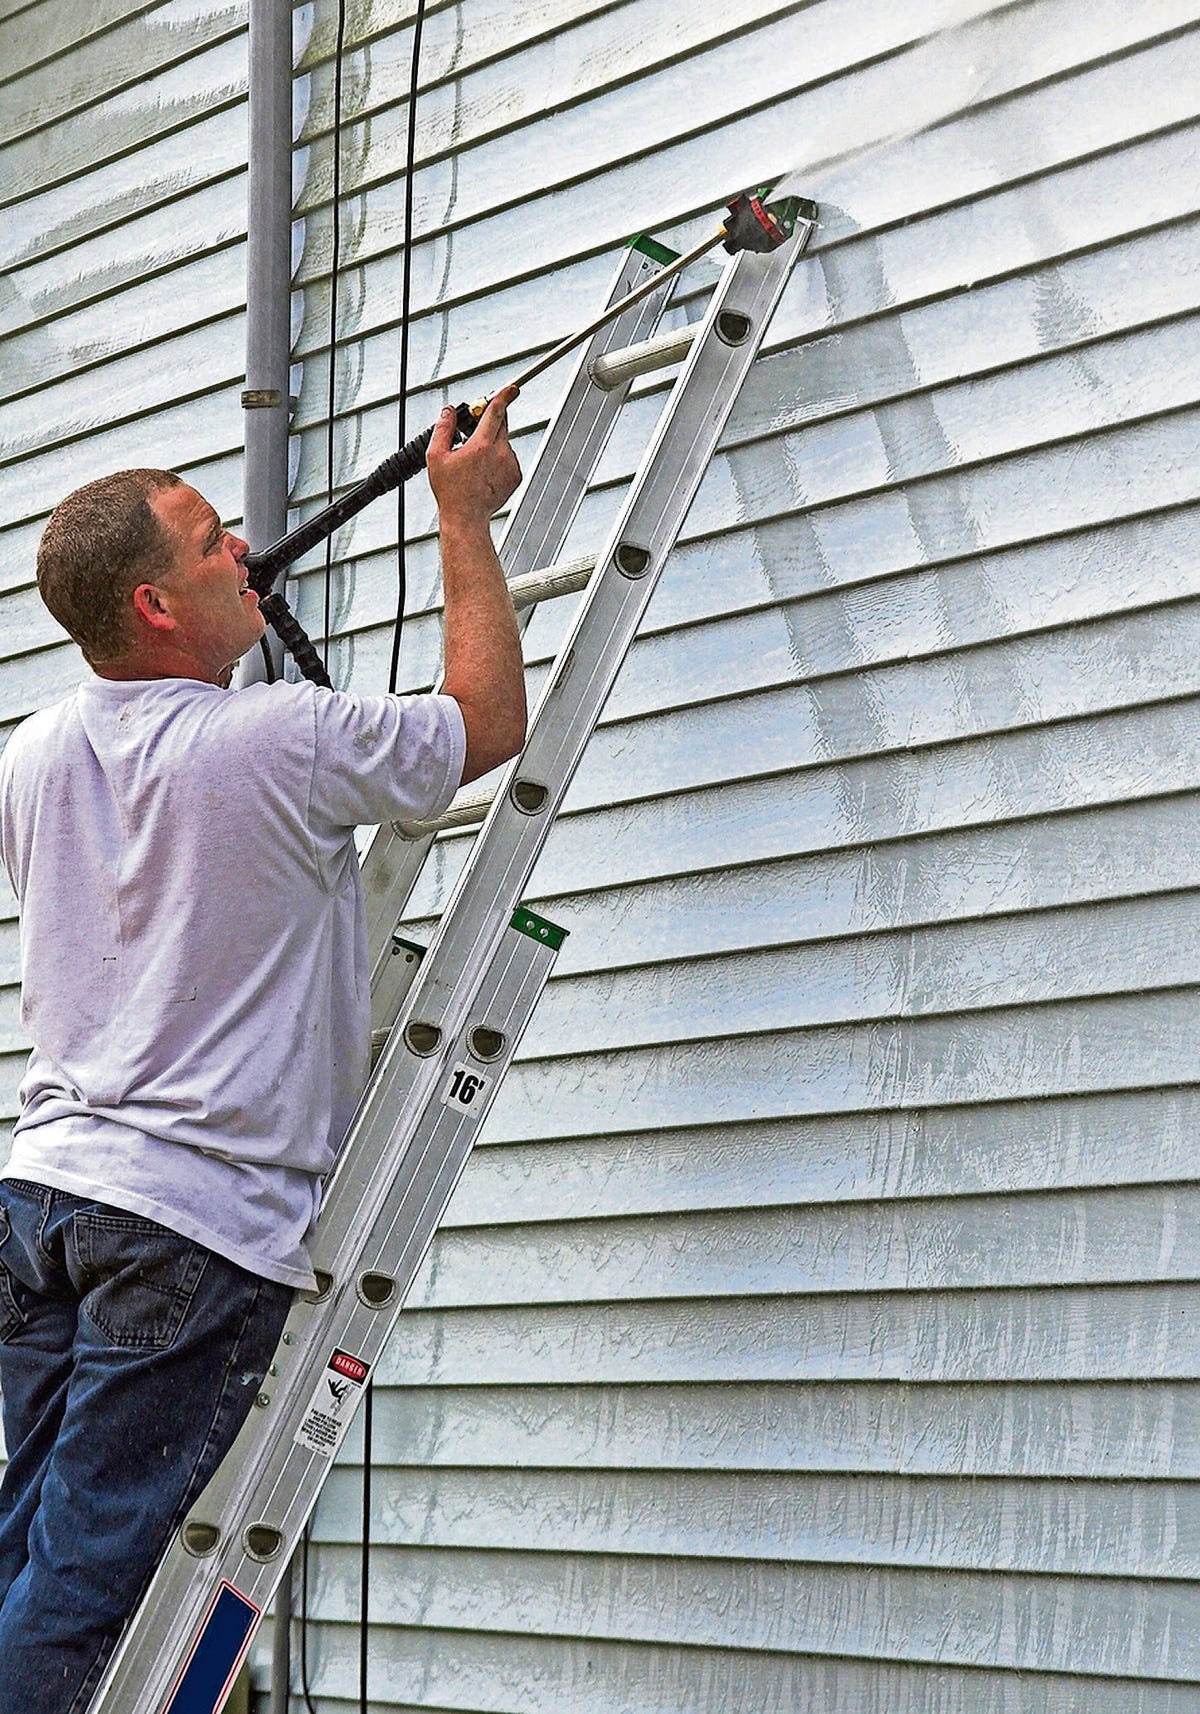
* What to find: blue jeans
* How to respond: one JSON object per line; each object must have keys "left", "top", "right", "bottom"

{"left": 0, "top": 1178, "right": 293, "bottom": 1714}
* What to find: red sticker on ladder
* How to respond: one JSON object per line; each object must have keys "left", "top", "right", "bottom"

{"left": 330, "top": 1350, "right": 369, "bottom": 1383}
{"left": 295, "top": 1349, "right": 370, "bottom": 1459}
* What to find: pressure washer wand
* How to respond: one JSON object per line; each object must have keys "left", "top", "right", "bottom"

{"left": 246, "top": 183, "right": 812, "bottom": 684}
{"left": 246, "top": 235, "right": 722, "bottom": 614}
{"left": 509, "top": 230, "right": 722, "bottom": 393}
{"left": 243, "top": 235, "right": 719, "bottom": 604}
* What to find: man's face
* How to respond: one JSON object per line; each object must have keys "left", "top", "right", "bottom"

{"left": 148, "top": 485, "right": 263, "bottom": 677}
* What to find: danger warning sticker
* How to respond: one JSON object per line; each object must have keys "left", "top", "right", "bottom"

{"left": 295, "top": 1349, "right": 370, "bottom": 1458}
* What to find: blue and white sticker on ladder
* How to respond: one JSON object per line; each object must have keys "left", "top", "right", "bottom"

{"left": 441, "top": 1061, "right": 493, "bottom": 1116}
{"left": 163, "top": 1582, "right": 260, "bottom": 1714}
{"left": 295, "top": 1349, "right": 371, "bottom": 1458}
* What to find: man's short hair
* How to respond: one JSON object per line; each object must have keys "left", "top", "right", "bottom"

{"left": 36, "top": 468, "right": 183, "bottom": 664}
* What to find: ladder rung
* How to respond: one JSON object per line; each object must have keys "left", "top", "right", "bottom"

{"left": 394, "top": 555, "right": 593, "bottom": 843}
{"left": 507, "top": 553, "right": 595, "bottom": 611}
{"left": 396, "top": 782, "right": 495, "bottom": 839}
{"left": 589, "top": 324, "right": 698, "bottom": 390}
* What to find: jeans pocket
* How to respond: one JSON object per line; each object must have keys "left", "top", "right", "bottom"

{"left": 0, "top": 1203, "right": 25, "bottom": 1341}
{"left": 0, "top": 1265, "right": 26, "bottom": 1341}
{"left": 71, "top": 1211, "right": 209, "bottom": 1351}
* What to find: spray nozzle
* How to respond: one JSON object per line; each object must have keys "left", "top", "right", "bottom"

{"left": 722, "top": 182, "right": 817, "bottom": 254}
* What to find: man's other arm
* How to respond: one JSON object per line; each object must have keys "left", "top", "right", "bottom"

{"left": 426, "top": 387, "right": 527, "bottom": 785}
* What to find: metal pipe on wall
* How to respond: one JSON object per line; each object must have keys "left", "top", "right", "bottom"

{"left": 240, "top": 0, "right": 294, "bottom": 685}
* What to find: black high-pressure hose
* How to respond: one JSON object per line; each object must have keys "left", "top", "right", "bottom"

{"left": 248, "top": 183, "right": 812, "bottom": 690}
{"left": 245, "top": 403, "right": 478, "bottom": 687}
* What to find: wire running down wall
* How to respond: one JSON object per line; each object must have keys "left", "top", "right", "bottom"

{"left": 2, "top": 1, "right": 1200, "bottom": 1709}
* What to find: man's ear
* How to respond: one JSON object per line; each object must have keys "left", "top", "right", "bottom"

{"left": 131, "top": 582, "right": 177, "bottom": 633}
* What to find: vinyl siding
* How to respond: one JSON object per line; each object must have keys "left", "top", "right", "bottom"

{"left": 1, "top": 2, "right": 1200, "bottom": 1711}
{"left": 0, "top": 0, "right": 257, "bottom": 1135}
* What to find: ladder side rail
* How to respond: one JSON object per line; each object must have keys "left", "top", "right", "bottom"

{"left": 88, "top": 916, "right": 560, "bottom": 1713}
{"left": 355, "top": 226, "right": 811, "bottom": 1171}
{"left": 315, "top": 226, "right": 809, "bottom": 1272}
{"left": 360, "top": 243, "right": 678, "bottom": 965}
{"left": 308, "top": 225, "right": 811, "bottom": 1279}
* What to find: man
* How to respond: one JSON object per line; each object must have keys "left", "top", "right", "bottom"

{"left": 0, "top": 389, "right": 525, "bottom": 1714}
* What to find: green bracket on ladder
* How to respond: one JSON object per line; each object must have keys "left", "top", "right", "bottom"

{"left": 511, "top": 906, "right": 568, "bottom": 951}
{"left": 628, "top": 233, "right": 679, "bottom": 266}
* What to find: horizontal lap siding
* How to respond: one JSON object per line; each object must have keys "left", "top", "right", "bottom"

{"left": 287, "top": 0, "right": 1200, "bottom": 1709}
{"left": 1, "top": 1, "right": 1199, "bottom": 1710}
{"left": 0, "top": 7, "right": 254, "bottom": 1140}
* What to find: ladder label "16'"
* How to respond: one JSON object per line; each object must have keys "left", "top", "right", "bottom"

{"left": 295, "top": 1349, "right": 371, "bottom": 1459}
{"left": 441, "top": 1061, "right": 494, "bottom": 1116}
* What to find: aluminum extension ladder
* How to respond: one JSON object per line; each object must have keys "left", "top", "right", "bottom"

{"left": 87, "top": 206, "right": 816, "bottom": 1714}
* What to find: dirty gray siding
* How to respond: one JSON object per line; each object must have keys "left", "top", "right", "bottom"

{"left": 3, "top": 1, "right": 1200, "bottom": 1711}
{"left": 0, "top": 0, "right": 254, "bottom": 1128}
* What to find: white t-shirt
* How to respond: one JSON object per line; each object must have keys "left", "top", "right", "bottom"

{"left": 0, "top": 674, "right": 465, "bottom": 1289}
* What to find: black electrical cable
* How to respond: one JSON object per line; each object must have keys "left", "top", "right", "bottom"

{"left": 359, "top": 1381, "right": 374, "bottom": 1714}
{"left": 388, "top": 0, "right": 429, "bottom": 695}
{"left": 292, "top": 5, "right": 427, "bottom": 1705}
{"left": 293, "top": 5, "right": 349, "bottom": 1701}
{"left": 299, "top": 1522, "right": 320, "bottom": 1714}
{"left": 362, "top": 7, "right": 425, "bottom": 1694}
{"left": 359, "top": 23, "right": 428, "bottom": 1708}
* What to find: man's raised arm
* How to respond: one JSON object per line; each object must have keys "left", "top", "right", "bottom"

{"left": 427, "top": 385, "right": 527, "bottom": 785}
